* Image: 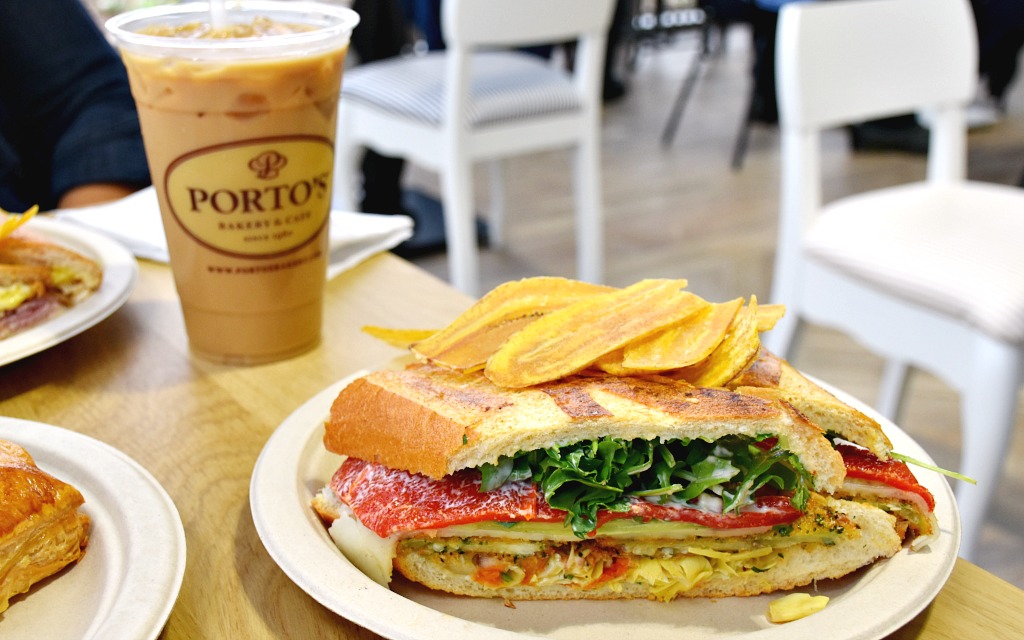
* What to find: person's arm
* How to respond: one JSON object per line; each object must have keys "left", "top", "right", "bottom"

{"left": 0, "top": 0, "right": 150, "bottom": 210}
{"left": 58, "top": 182, "right": 140, "bottom": 209}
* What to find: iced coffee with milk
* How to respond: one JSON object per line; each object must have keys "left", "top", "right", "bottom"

{"left": 106, "top": 2, "right": 359, "bottom": 364}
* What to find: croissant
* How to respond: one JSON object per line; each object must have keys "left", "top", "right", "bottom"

{"left": 0, "top": 439, "right": 90, "bottom": 613}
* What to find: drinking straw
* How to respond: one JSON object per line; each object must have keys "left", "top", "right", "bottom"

{"left": 209, "top": 0, "right": 227, "bottom": 28}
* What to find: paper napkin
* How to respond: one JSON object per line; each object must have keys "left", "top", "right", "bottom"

{"left": 54, "top": 186, "right": 413, "bottom": 280}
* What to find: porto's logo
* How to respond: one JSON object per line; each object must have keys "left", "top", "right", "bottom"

{"left": 249, "top": 150, "right": 288, "bottom": 180}
{"left": 165, "top": 136, "right": 333, "bottom": 258}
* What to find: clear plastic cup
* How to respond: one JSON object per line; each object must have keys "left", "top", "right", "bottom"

{"left": 106, "top": 2, "right": 360, "bottom": 365}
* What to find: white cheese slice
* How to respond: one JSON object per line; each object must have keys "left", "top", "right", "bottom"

{"left": 327, "top": 505, "right": 398, "bottom": 586}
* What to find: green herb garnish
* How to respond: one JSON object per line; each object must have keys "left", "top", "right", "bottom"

{"left": 890, "top": 452, "right": 977, "bottom": 484}
{"left": 479, "top": 435, "right": 812, "bottom": 538}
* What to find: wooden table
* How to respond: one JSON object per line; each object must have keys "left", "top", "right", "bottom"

{"left": 1, "top": 253, "right": 1020, "bottom": 639}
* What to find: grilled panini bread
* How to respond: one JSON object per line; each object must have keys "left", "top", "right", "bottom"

{"left": 0, "top": 264, "right": 48, "bottom": 313}
{"left": 0, "top": 235, "right": 102, "bottom": 305}
{"left": 726, "top": 350, "right": 935, "bottom": 542}
{"left": 0, "top": 226, "right": 103, "bottom": 339}
{"left": 313, "top": 364, "right": 904, "bottom": 600}
{"left": 0, "top": 439, "right": 90, "bottom": 613}
{"left": 325, "top": 364, "right": 847, "bottom": 488}
{"left": 727, "top": 349, "right": 892, "bottom": 458}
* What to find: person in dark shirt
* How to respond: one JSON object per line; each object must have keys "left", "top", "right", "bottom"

{"left": 349, "top": 0, "right": 413, "bottom": 221}
{"left": 972, "top": 0, "right": 1024, "bottom": 116}
{"left": 0, "top": 0, "right": 150, "bottom": 212}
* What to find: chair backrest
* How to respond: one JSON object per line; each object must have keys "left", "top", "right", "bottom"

{"left": 442, "top": 0, "right": 615, "bottom": 49}
{"left": 436, "top": 0, "right": 615, "bottom": 153}
{"left": 774, "top": 0, "right": 979, "bottom": 240}
{"left": 776, "top": 0, "right": 976, "bottom": 132}
{"left": 771, "top": 0, "right": 980, "bottom": 324}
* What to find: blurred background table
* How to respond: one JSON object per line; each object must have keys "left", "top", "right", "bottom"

{"left": 0, "top": 254, "right": 1020, "bottom": 639}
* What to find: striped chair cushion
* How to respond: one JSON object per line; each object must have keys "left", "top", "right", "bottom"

{"left": 341, "top": 50, "right": 581, "bottom": 128}
{"left": 803, "top": 181, "right": 1024, "bottom": 343}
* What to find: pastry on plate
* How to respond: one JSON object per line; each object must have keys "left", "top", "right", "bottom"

{"left": 0, "top": 439, "right": 90, "bottom": 613}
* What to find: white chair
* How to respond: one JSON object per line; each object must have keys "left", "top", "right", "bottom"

{"left": 764, "top": 0, "right": 1024, "bottom": 562}
{"left": 333, "top": 0, "right": 615, "bottom": 295}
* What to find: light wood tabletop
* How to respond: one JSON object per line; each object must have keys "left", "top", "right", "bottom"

{"left": 0, "top": 253, "right": 1020, "bottom": 639}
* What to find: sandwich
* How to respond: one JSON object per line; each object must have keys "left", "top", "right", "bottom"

{"left": 0, "top": 264, "right": 64, "bottom": 340}
{"left": 0, "top": 439, "right": 90, "bottom": 613}
{"left": 311, "top": 277, "right": 937, "bottom": 601}
{"left": 313, "top": 364, "right": 913, "bottom": 600}
{"left": 0, "top": 210, "right": 103, "bottom": 339}
{"left": 727, "top": 349, "right": 938, "bottom": 545}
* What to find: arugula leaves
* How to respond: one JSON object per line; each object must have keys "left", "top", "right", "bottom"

{"left": 479, "top": 435, "right": 812, "bottom": 538}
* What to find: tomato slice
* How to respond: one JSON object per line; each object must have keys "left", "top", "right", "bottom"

{"left": 836, "top": 444, "right": 935, "bottom": 510}
{"left": 588, "top": 555, "right": 630, "bottom": 588}
{"left": 329, "top": 458, "right": 802, "bottom": 538}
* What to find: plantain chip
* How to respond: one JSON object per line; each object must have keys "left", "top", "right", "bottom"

{"left": 485, "top": 279, "right": 700, "bottom": 388}
{"left": 726, "top": 347, "right": 783, "bottom": 388}
{"left": 362, "top": 326, "right": 438, "bottom": 350}
{"left": 677, "top": 296, "right": 763, "bottom": 387}
{"left": 768, "top": 593, "right": 829, "bottom": 623}
{"left": 411, "top": 276, "right": 615, "bottom": 371}
{"left": 591, "top": 348, "right": 649, "bottom": 376}
{"left": 756, "top": 303, "right": 786, "bottom": 332}
{"left": 0, "top": 205, "right": 40, "bottom": 240}
{"left": 622, "top": 297, "right": 741, "bottom": 371}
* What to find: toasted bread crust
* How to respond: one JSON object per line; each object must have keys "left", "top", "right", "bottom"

{"left": 325, "top": 364, "right": 846, "bottom": 492}
{"left": 775, "top": 360, "right": 892, "bottom": 457}
{"left": 0, "top": 264, "right": 49, "bottom": 289}
{"left": 728, "top": 350, "right": 892, "bottom": 458}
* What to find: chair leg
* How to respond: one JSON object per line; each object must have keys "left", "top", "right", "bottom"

{"left": 876, "top": 359, "right": 911, "bottom": 423}
{"left": 486, "top": 160, "right": 506, "bottom": 249}
{"left": 660, "top": 32, "right": 709, "bottom": 148}
{"left": 731, "top": 89, "right": 755, "bottom": 171}
{"left": 573, "top": 138, "right": 604, "bottom": 285}
{"left": 954, "top": 336, "right": 1022, "bottom": 562}
{"left": 440, "top": 162, "right": 482, "bottom": 296}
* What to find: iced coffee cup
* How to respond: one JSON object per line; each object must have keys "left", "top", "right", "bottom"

{"left": 106, "top": 1, "right": 359, "bottom": 364}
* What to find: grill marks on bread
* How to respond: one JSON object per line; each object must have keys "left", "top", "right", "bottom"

{"left": 404, "top": 370, "right": 514, "bottom": 413}
{"left": 324, "top": 365, "right": 845, "bottom": 492}
{"left": 540, "top": 381, "right": 614, "bottom": 419}
{"left": 592, "top": 375, "right": 782, "bottom": 421}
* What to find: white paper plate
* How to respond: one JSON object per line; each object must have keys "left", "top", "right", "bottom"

{"left": 0, "top": 419, "right": 186, "bottom": 639}
{"left": 0, "top": 217, "right": 138, "bottom": 366}
{"left": 251, "top": 373, "right": 960, "bottom": 640}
